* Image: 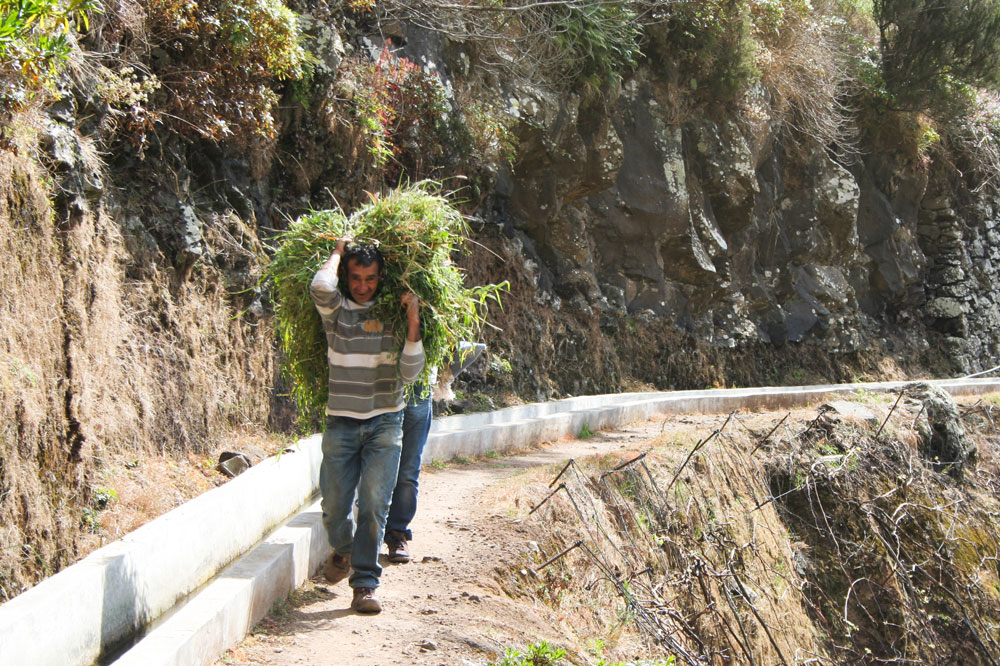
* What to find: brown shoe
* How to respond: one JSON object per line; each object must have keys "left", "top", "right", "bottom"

{"left": 385, "top": 530, "right": 410, "bottom": 564}
{"left": 351, "top": 586, "right": 382, "bottom": 614}
{"left": 323, "top": 552, "right": 350, "bottom": 584}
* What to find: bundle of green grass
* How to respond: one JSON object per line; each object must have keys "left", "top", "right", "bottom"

{"left": 267, "top": 182, "right": 507, "bottom": 426}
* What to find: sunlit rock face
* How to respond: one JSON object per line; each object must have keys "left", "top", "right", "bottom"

{"left": 359, "top": 20, "right": 1000, "bottom": 378}
{"left": 505, "top": 72, "right": 873, "bottom": 350}
{"left": 489, "top": 61, "right": 1000, "bottom": 372}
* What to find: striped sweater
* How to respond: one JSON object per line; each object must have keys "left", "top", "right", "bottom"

{"left": 310, "top": 266, "right": 425, "bottom": 419}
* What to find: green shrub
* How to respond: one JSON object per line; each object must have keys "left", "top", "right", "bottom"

{"left": 648, "top": 0, "right": 831, "bottom": 107}
{"left": 91, "top": 486, "right": 118, "bottom": 509}
{"left": 550, "top": 1, "right": 641, "bottom": 92}
{"left": 352, "top": 46, "right": 450, "bottom": 178}
{"left": 223, "top": 0, "right": 307, "bottom": 78}
{"left": 0, "top": 0, "right": 99, "bottom": 111}
{"left": 491, "top": 641, "right": 567, "bottom": 666}
{"left": 649, "top": 0, "right": 761, "bottom": 103}
{"left": 945, "top": 90, "right": 1000, "bottom": 193}
{"left": 874, "top": 0, "right": 1000, "bottom": 116}
{"left": 81, "top": 486, "right": 117, "bottom": 533}
{"left": 342, "top": 46, "right": 516, "bottom": 188}
{"left": 138, "top": 0, "right": 308, "bottom": 143}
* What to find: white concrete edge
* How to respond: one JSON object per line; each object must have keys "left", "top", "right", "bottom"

{"left": 110, "top": 500, "right": 327, "bottom": 666}
{"left": 0, "top": 435, "right": 324, "bottom": 666}
{"left": 5, "top": 378, "right": 1000, "bottom": 666}
{"left": 421, "top": 378, "right": 1000, "bottom": 462}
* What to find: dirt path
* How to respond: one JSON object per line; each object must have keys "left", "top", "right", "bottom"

{"left": 214, "top": 413, "right": 714, "bottom": 666}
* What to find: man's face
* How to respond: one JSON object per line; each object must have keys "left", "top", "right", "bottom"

{"left": 345, "top": 258, "right": 380, "bottom": 304}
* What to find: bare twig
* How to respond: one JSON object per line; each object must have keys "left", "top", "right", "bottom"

{"left": 599, "top": 451, "right": 647, "bottom": 481}
{"left": 528, "top": 482, "right": 565, "bottom": 515}
{"left": 665, "top": 413, "right": 734, "bottom": 493}
{"left": 533, "top": 539, "right": 583, "bottom": 573}
{"left": 874, "top": 389, "right": 905, "bottom": 440}
{"left": 749, "top": 413, "right": 790, "bottom": 456}
{"left": 548, "top": 458, "right": 574, "bottom": 488}
{"left": 728, "top": 563, "right": 790, "bottom": 666}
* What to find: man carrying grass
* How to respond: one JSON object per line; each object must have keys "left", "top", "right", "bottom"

{"left": 310, "top": 237, "right": 424, "bottom": 614}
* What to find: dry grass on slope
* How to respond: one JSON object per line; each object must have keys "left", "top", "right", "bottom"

{"left": 73, "top": 427, "right": 297, "bottom": 558}
{"left": 0, "top": 131, "right": 280, "bottom": 599}
{"left": 496, "top": 417, "right": 824, "bottom": 665}
{"left": 495, "top": 393, "right": 1000, "bottom": 665}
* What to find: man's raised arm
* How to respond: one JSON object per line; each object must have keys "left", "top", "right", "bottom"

{"left": 310, "top": 237, "right": 349, "bottom": 311}
{"left": 399, "top": 291, "right": 424, "bottom": 382}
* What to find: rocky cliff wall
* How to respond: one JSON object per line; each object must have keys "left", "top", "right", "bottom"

{"left": 4, "top": 7, "right": 1000, "bottom": 596}
{"left": 227, "top": 14, "right": 1000, "bottom": 402}
{"left": 323, "top": 17, "right": 1000, "bottom": 406}
{"left": 472, "top": 62, "right": 1000, "bottom": 396}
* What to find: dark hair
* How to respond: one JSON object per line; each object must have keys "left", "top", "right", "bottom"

{"left": 339, "top": 243, "right": 384, "bottom": 283}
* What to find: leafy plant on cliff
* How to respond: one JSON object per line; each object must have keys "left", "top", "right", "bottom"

{"left": 652, "top": 0, "right": 850, "bottom": 109}
{"left": 351, "top": 45, "right": 450, "bottom": 180}
{"left": 640, "top": 0, "right": 869, "bottom": 152}
{"left": 0, "top": 0, "right": 98, "bottom": 112}
{"left": 947, "top": 90, "right": 1000, "bottom": 194}
{"left": 874, "top": 0, "right": 1000, "bottom": 116}
{"left": 550, "top": 1, "right": 641, "bottom": 92}
{"left": 380, "top": 0, "right": 643, "bottom": 93}
{"left": 649, "top": 0, "right": 762, "bottom": 103}
{"left": 111, "top": 0, "right": 308, "bottom": 145}
{"left": 842, "top": 0, "right": 1000, "bottom": 191}
{"left": 338, "top": 45, "right": 516, "bottom": 191}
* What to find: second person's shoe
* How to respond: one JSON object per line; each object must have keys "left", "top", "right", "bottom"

{"left": 385, "top": 530, "right": 410, "bottom": 563}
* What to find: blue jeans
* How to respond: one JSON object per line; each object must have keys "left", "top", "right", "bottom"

{"left": 320, "top": 410, "right": 403, "bottom": 589}
{"left": 386, "top": 390, "right": 433, "bottom": 540}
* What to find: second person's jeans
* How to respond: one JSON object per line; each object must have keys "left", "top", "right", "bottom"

{"left": 386, "top": 390, "right": 433, "bottom": 540}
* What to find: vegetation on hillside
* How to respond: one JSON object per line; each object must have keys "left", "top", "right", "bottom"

{"left": 0, "top": 0, "right": 98, "bottom": 113}
{"left": 331, "top": 44, "right": 517, "bottom": 194}
{"left": 874, "top": 0, "right": 1000, "bottom": 115}
{"left": 4, "top": 0, "right": 1000, "bottom": 194}
{"left": 503, "top": 393, "right": 1000, "bottom": 663}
